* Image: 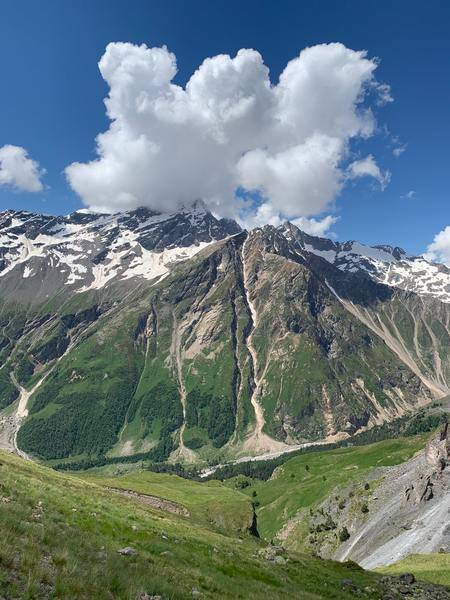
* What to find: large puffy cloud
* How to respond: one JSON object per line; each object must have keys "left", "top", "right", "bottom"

{"left": 237, "top": 134, "right": 344, "bottom": 217}
{"left": 0, "top": 145, "right": 45, "bottom": 192}
{"left": 65, "top": 42, "right": 390, "bottom": 225}
{"left": 424, "top": 226, "right": 450, "bottom": 266}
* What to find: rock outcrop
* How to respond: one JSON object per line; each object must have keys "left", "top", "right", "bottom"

{"left": 425, "top": 423, "right": 450, "bottom": 470}
{"left": 329, "top": 423, "right": 450, "bottom": 569}
{"left": 404, "top": 424, "right": 450, "bottom": 505}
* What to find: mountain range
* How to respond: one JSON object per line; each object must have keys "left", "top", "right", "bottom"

{"left": 0, "top": 203, "right": 449, "bottom": 466}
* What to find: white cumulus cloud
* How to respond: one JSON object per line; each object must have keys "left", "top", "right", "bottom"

{"left": 0, "top": 145, "right": 45, "bottom": 192}
{"left": 65, "top": 41, "right": 391, "bottom": 224}
{"left": 347, "top": 154, "right": 391, "bottom": 189}
{"left": 291, "top": 215, "right": 339, "bottom": 237}
{"left": 241, "top": 201, "right": 338, "bottom": 237}
{"left": 424, "top": 226, "right": 450, "bottom": 266}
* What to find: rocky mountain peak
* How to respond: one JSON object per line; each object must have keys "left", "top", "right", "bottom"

{"left": 1, "top": 203, "right": 449, "bottom": 303}
{"left": 372, "top": 244, "right": 407, "bottom": 260}
{"left": 0, "top": 204, "right": 241, "bottom": 300}
{"left": 272, "top": 221, "right": 450, "bottom": 303}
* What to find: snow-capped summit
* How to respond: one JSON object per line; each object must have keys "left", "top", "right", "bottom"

{"left": 1, "top": 205, "right": 449, "bottom": 304}
{"left": 0, "top": 205, "right": 241, "bottom": 299}
{"left": 278, "top": 222, "right": 450, "bottom": 303}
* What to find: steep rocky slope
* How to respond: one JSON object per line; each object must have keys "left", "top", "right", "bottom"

{"left": 334, "top": 424, "right": 450, "bottom": 569}
{"left": 0, "top": 206, "right": 449, "bottom": 465}
{"left": 276, "top": 423, "right": 450, "bottom": 574}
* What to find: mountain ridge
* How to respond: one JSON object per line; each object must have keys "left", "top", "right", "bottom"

{"left": 0, "top": 204, "right": 449, "bottom": 465}
{"left": 1, "top": 204, "right": 449, "bottom": 303}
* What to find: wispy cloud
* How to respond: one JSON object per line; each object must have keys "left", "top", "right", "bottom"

{"left": 347, "top": 154, "right": 391, "bottom": 190}
{"left": 393, "top": 144, "right": 407, "bottom": 157}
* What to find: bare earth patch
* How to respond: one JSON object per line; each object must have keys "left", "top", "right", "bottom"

{"left": 107, "top": 486, "right": 190, "bottom": 517}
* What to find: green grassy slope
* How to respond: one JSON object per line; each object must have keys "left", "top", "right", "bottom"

{"left": 82, "top": 470, "right": 256, "bottom": 536}
{"left": 0, "top": 450, "right": 397, "bottom": 600}
{"left": 378, "top": 555, "right": 450, "bottom": 587}
{"left": 234, "top": 435, "right": 428, "bottom": 543}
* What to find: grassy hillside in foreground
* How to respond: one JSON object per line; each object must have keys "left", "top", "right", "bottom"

{"left": 378, "top": 555, "right": 450, "bottom": 587}
{"left": 232, "top": 435, "right": 428, "bottom": 543}
{"left": 0, "top": 450, "right": 391, "bottom": 600}
{"left": 80, "top": 470, "right": 256, "bottom": 536}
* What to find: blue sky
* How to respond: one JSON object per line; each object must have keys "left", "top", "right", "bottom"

{"left": 0, "top": 0, "right": 449, "bottom": 256}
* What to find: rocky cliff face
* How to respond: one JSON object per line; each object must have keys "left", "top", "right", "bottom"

{"left": 0, "top": 206, "right": 449, "bottom": 464}
{"left": 326, "top": 424, "right": 450, "bottom": 569}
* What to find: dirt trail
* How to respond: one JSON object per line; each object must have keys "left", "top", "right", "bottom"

{"left": 241, "top": 237, "right": 288, "bottom": 455}
{"left": 170, "top": 312, "right": 197, "bottom": 464}
{"left": 107, "top": 486, "right": 190, "bottom": 516}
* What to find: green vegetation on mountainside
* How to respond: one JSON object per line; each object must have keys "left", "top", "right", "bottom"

{"left": 17, "top": 310, "right": 143, "bottom": 459}
{"left": 82, "top": 469, "right": 255, "bottom": 535}
{"left": 0, "top": 368, "right": 18, "bottom": 410}
{"left": 378, "top": 554, "right": 450, "bottom": 587}
{"left": 233, "top": 436, "right": 428, "bottom": 543}
{"left": 2, "top": 230, "right": 450, "bottom": 466}
{"left": 0, "top": 450, "right": 389, "bottom": 599}
{"left": 209, "top": 409, "right": 446, "bottom": 482}
{"left": 243, "top": 252, "right": 435, "bottom": 441}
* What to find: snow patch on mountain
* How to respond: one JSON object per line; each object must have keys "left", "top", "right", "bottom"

{"left": 2, "top": 206, "right": 449, "bottom": 303}
{"left": 279, "top": 222, "right": 450, "bottom": 303}
{"left": 0, "top": 205, "right": 240, "bottom": 294}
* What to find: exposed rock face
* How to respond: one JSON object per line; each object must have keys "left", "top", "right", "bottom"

{"left": 425, "top": 423, "right": 450, "bottom": 470}
{"left": 404, "top": 473, "right": 434, "bottom": 503}
{"left": 403, "top": 424, "right": 450, "bottom": 504}
{"left": 324, "top": 424, "right": 450, "bottom": 569}
{"left": 377, "top": 575, "right": 450, "bottom": 599}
